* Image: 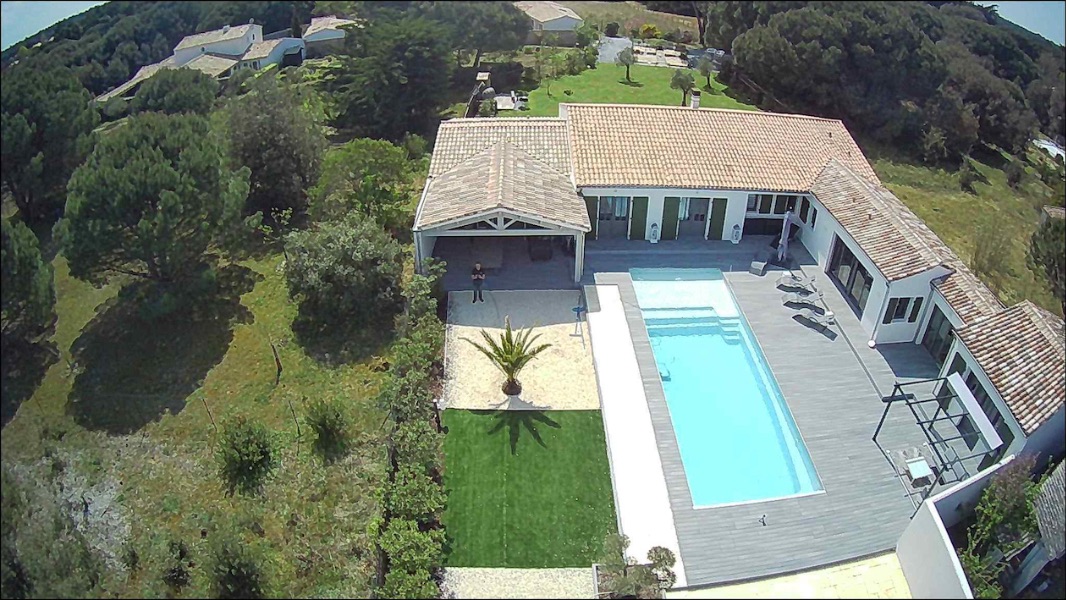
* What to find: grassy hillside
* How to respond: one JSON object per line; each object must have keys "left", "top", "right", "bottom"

{"left": 1, "top": 250, "right": 387, "bottom": 597}
{"left": 869, "top": 146, "right": 1063, "bottom": 316}
{"left": 559, "top": 1, "right": 699, "bottom": 38}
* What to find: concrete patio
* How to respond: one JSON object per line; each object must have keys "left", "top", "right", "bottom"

{"left": 584, "top": 238, "right": 944, "bottom": 587}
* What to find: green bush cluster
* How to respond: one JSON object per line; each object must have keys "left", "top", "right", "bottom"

{"left": 370, "top": 261, "right": 448, "bottom": 598}
{"left": 217, "top": 416, "right": 277, "bottom": 495}
{"left": 306, "top": 397, "right": 353, "bottom": 464}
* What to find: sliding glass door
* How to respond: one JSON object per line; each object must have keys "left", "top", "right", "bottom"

{"left": 828, "top": 236, "right": 874, "bottom": 315}
{"left": 921, "top": 305, "right": 954, "bottom": 367}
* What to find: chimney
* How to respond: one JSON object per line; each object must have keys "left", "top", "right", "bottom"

{"left": 690, "top": 89, "right": 701, "bottom": 109}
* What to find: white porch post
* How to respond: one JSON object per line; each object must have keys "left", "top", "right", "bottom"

{"left": 574, "top": 232, "right": 585, "bottom": 284}
{"left": 413, "top": 231, "right": 424, "bottom": 274}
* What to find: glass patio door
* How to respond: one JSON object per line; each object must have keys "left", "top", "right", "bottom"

{"left": 828, "top": 236, "right": 874, "bottom": 315}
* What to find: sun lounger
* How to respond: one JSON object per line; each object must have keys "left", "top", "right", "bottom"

{"left": 782, "top": 291, "right": 823, "bottom": 309}
{"left": 776, "top": 272, "right": 816, "bottom": 290}
{"left": 797, "top": 308, "right": 835, "bottom": 330}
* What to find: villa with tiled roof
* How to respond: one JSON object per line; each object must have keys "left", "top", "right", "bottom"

{"left": 414, "top": 103, "right": 1065, "bottom": 469}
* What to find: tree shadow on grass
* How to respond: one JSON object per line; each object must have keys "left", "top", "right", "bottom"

{"left": 1, "top": 337, "right": 59, "bottom": 427}
{"left": 618, "top": 79, "right": 644, "bottom": 87}
{"left": 292, "top": 309, "right": 395, "bottom": 367}
{"left": 66, "top": 265, "right": 259, "bottom": 435}
{"left": 477, "top": 409, "right": 561, "bottom": 455}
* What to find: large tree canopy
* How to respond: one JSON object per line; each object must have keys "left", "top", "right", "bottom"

{"left": 0, "top": 66, "right": 98, "bottom": 225}
{"left": 55, "top": 113, "right": 249, "bottom": 286}
{"left": 1, "top": 218, "right": 55, "bottom": 343}
{"left": 224, "top": 78, "right": 327, "bottom": 221}
{"left": 333, "top": 16, "right": 452, "bottom": 140}
{"left": 309, "top": 138, "right": 412, "bottom": 228}
{"left": 131, "top": 68, "right": 219, "bottom": 115}
{"left": 1030, "top": 216, "right": 1066, "bottom": 314}
{"left": 416, "top": 1, "right": 529, "bottom": 67}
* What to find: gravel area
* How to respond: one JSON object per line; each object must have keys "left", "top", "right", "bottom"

{"left": 441, "top": 567, "right": 595, "bottom": 599}
{"left": 442, "top": 290, "right": 600, "bottom": 411}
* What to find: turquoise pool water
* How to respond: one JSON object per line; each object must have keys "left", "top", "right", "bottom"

{"left": 631, "top": 268, "right": 822, "bottom": 507}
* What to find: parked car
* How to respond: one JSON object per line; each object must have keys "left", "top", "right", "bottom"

{"left": 527, "top": 236, "right": 553, "bottom": 261}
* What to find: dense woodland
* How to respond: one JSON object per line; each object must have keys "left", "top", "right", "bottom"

{"left": 642, "top": 1, "right": 1065, "bottom": 159}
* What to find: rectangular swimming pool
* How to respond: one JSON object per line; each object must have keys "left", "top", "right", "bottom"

{"left": 631, "top": 268, "right": 822, "bottom": 507}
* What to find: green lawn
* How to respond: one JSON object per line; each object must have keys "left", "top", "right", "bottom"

{"left": 512, "top": 63, "right": 757, "bottom": 117}
{"left": 869, "top": 146, "right": 1063, "bottom": 316}
{"left": 441, "top": 409, "right": 617, "bottom": 568}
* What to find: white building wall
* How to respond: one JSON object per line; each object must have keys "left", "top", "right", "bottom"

{"left": 580, "top": 187, "right": 752, "bottom": 242}
{"left": 875, "top": 267, "right": 952, "bottom": 344}
{"left": 540, "top": 15, "right": 582, "bottom": 31}
{"left": 896, "top": 499, "right": 973, "bottom": 599}
{"left": 263, "top": 38, "right": 305, "bottom": 67}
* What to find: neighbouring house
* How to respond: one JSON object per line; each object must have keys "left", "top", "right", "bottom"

{"left": 514, "top": 1, "right": 583, "bottom": 45}
{"left": 412, "top": 103, "right": 1066, "bottom": 470}
{"left": 96, "top": 21, "right": 305, "bottom": 103}
{"left": 302, "top": 15, "right": 362, "bottom": 57}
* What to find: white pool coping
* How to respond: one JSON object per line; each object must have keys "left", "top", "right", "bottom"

{"left": 587, "top": 284, "right": 687, "bottom": 587}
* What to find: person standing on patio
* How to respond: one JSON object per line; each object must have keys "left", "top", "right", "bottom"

{"left": 471, "top": 262, "right": 486, "bottom": 303}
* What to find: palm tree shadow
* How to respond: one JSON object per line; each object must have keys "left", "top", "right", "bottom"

{"left": 481, "top": 409, "right": 561, "bottom": 455}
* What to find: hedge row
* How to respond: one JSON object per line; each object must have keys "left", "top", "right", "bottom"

{"left": 370, "top": 261, "right": 447, "bottom": 598}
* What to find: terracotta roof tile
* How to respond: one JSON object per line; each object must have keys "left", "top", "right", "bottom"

{"left": 956, "top": 301, "right": 1065, "bottom": 435}
{"left": 1035, "top": 461, "right": 1065, "bottom": 558}
{"left": 416, "top": 140, "right": 589, "bottom": 232}
{"left": 812, "top": 161, "right": 943, "bottom": 280}
{"left": 564, "top": 104, "right": 879, "bottom": 191}
{"left": 429, "top": 118, "right": 571, "bottom": 177}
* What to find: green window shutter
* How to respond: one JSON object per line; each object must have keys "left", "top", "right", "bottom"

{"left": 630, "top": 197, "right": 648, "bottom": 240}
{"left": 661, "top": 197, "right": 681, "bottom": 241}
{"left": 708, "top": 198, "right": 727, "bottom": 240}
{"left": 758, "top": 195, "right": 772, "bottom": 214}
{"left": 883, "top": 298, "right": 899, "bottom": 325}
{"left": 584, "top": 196, "right": 598, "bottom": 240}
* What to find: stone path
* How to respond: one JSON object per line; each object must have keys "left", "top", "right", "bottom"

{"left": 441, "top": 567, "right": 594, "bottom": 599}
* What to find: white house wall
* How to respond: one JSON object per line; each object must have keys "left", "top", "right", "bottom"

{"left": 580, "top": 187, "right": 751, "bottom": 242}
{"left": 938, "top": 337, "right": 1028, "bottom": 459}
{"left": 875, "top": 266, "right": 952, "bottom": 344}
{"left": 896, "top": 497, "right": 973, "bottom": 599}
{"left": 540, "top": 15, "right": 582, "bottom": 31}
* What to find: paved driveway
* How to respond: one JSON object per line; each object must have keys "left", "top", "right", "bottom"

{"left": 597, "top": 36, "right": 632, "bottom": 63}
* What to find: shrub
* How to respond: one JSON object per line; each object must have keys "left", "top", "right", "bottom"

{"left": 639, "top": 24, "right": 662, "bottom": 39}
{"left": 1029, "top": 216, "right": 1066, "bottom": 313}
{"left": 597, "top": 533, "right": 677, "bottom": 598}
{"left": 959, "top": 159, "right": 979, "bottom": 193}
{"left": 391, "top": 420, "right": 444, "bottom": 476}
{"left": 284, "top": 214, "right": 406, "bottom": 331}
{"left": 385, "top": 465, "right": 446, "bottom": 523}
{"left": 131, "top": 68, "right": 218, "bottom": 115}
{"left": 382, "top": 567, "right": 439, "bottom": 599}
{"left": 679, "top": 30, "right": 695, "bottom": 44}
{"left": 161, "top": 539, "right": 191, "bottom": 591}
{"left": 604, "top": 22, "right": 620, "bottom": 37}
{"left": 921, "top": 127, "right": 949, "bottom": 165}
{"left": 401, "top": 133, "right": 428, "bottom": 161}
{"left": 211, "top": 531, "right": 267, "bottom": 599}
{"left": 1005, "top": 159, "right": 1025, "bottom": 188}
{"left": 377, "top": 519, "right": 444, "bottom": 574}
{"left": 306, "top": 398, "right": 352, "bottom": 464}
{"left": 217, "top": 416, "right": 277, "bottom": 494}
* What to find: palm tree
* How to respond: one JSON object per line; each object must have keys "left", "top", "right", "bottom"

{"left": 466, "top": 317, "right": 552, "bottom": 395}
{"left": 670, "top": 69, "right": 695, "bottom": 106}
